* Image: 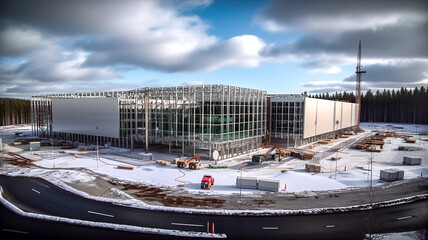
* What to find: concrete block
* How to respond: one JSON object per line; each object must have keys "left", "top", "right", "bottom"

{"left": 257, "top": 179, "right": 280, "bottom": 192}
{"left": 403, "top": 156, "right": 422, "bottom": 165}
{"left": 380, "top": 169, "right": 404, "bottom": 182}
{"left": 305, "top": 163, "right": 321, "bottom": 173}
{"left": 30, "top": 142, "right": 41, "bottom": 151}
{"left": 236, "top": 177, "right": 258, "bottom": 189}
{"left": 390, "top": 168, "right": 404, "bottom": 180}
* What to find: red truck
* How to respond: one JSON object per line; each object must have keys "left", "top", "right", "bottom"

{"left": 200, "top": 175, "right": 214, "bottom": 190}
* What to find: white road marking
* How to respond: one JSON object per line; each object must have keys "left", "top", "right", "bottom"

{"left": 2, "top": 228, "right": 29, "bottom": 234}
{"left": 262, "top": 227, "right": 279, "bottom": 230}
{"left": 31, "top": 189, "right": 40, "bottom": 194}
{"left": 87, "top": 210, "right": 114, "bottom": 218}
{"left": 39, "top": 183, "right": 50, "bottom": 188}
{"left": 171, "top": 222, "right": 204, "bottom": 227}
{"left": 326, "top": 225, "right": 336, "bottom": 228}
{"left": 396, "top": 216, "right": 413, "bottom": 221}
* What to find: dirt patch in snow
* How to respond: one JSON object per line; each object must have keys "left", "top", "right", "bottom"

{"left": 2, "top": 152, "right": 36, "bottom": 167}
{"left": 110, "top": 181, "right": 225, "bottom": 208}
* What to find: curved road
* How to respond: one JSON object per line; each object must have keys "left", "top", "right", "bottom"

{"left": 1, "top": 175, "right": 427, "bottom": 239}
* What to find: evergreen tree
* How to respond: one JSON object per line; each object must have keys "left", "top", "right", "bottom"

{"left": 311, "top": 87, "right": 427, "bottom": 124}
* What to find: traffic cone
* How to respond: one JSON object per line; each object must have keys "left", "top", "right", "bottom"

{"left": 284, "top": 183, "right": 287, "bottom": 190}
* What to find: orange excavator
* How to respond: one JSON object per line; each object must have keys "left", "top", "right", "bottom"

{"left": 177, "top": 155, "right": 201, "bottom": 170}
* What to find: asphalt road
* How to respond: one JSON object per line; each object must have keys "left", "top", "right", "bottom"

{"left": 1, "top": 175, "right": 427, "bottom": 240}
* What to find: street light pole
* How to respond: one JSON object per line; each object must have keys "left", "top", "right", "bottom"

{"left": 96, "top": 126, "right": 99, "bottom": 169}
{"left": 240, "top": 170, "right": 242, "bottom": 203}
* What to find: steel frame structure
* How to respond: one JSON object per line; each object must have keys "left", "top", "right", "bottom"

{"left": 268, "top": 94, "right": 304, "bottom": 148}
{"left": 31, "top": 85, "right": 266, "bottom": 160}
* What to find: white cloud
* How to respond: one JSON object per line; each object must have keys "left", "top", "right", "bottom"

{"left": 0, "top": 0, "right": 270, "bottom": 98}
{"left": 183, "top": 81, "right": 204, "bottom": 86}
{"left": 309, "top": 66, "right": 341, "bottom": 74}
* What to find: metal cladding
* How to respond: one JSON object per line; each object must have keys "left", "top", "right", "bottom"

{"left": 268, "top": 94, "right": 357, "bottom": 148}
{"left": 303, "top": 97, "right": 357, "bottom": 139}
{"left": 52, "top": 98, "right": 120, "bottom": 138}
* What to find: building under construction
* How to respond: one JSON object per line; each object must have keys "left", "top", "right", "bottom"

{"left": 31, "top": 85, "right": 267, "bottom": 160}
{"left": 268, "top": 95, "right": 358, "bottom": 148}
{"left": 32, "top": 84, "right": 357, "bottom": 159}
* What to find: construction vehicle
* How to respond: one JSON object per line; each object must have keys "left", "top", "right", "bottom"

{"left": 201, "top": 175, "right": 215, "bottom": 190}
{"left": 253, "top": 145, "right": 293, "bottom": 162}
{"left": 177, "top": 155, "right": 200, "bottom": 170}
{"left": 263, "top": 145, "right": 280, "bottom": 161}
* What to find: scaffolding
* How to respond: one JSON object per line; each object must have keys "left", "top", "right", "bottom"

{"left": 31, "top": 85, "right": 266, "bottom": 160}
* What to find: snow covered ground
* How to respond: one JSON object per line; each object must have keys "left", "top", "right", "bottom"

{"left": 1, "top": 123, "right": 427, "bottom": 195}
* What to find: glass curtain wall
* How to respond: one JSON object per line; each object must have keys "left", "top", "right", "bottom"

{"left": 269, "top": 95, "right": 304, "bottom": 147}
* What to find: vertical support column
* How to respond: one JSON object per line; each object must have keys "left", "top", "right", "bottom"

{"left": 193, "top": 87, "right": 196, "bottom": 156}
{"left": 144, "top": 88, "right": 150, "bottom": 153}
{"left": 175, "top": 87, "right": 178, "bottom": 146}
{"left": 209, "top": 85, "right": 212, "bottom": 161}
{"left": 226, "top": 86, "right": 230, "bottom": 158}
{"left": 202, "top": 87, "right": 204, "bottom": 145}
{"left": 161, "top": 88, "right": 164, "bottom": 144}
{"left": 182, "top": 87, "right": 185, "bottom": 156}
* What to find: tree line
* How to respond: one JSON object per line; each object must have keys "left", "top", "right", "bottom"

{"left": 306, "top": 86, "right": 428, "bottom": 124}
{"left": 1, "top": 86, "right": 427, "bottom": 126}
{"left": 0, "top": 98, "right": 31, "bottom": 126}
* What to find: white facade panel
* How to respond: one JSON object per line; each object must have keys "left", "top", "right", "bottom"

{"left": 334, "top": 102, "right": 342, "bottom": 131}
{"left": 303, "top": 98, "right": 317, "bottom": 138}
{"left": 316, "top": 99, "right": 335, "bottom": 134}
{"left": 304, "top": 97, "right": 357, "bottom": 139}
{"left": 341, "top": 102, "right": 353, "bottom": 129}
{"left": 52, "top": 98, "right": 120, "bottom": 138}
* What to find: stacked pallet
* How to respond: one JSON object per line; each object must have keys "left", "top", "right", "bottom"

{"left": 305, "top": 163, "right": 321, "bottom": 173}
{"left": 278, "top": 148, "right": 294, "bottom": 156}
{"left": 351, "top": 135, "right": 385, "bottom": 150}
{"left": 384, "top": 131, "right": 396, "bottom": 137}
{"left": 156, "top": 160, "right": 171, "bottom": 166}
{"left": 366, "top": 145, "right": 381, "bottom": 152}
{"left": 318, "top": 139, "right": 332, "bottom": 144}
{"left": 351, "top": 143, "right": 369, "bottom": 150}
{"left": 293, "top": 150, "right": 314, "bottom": 160}
{"left": 117, "top": 165, "right": 136, "bottom": 170}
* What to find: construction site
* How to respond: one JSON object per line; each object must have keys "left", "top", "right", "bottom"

{"left": 0, "top": 41, "right": 413, "bottom": 199}
{"left": 30, "top": 85, "right": 359, "bottom": 163}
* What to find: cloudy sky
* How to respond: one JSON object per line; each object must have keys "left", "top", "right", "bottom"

{"left": 0, "top": 0, "right": 427, "bottom": 99}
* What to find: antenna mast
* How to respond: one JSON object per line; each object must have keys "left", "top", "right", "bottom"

{"left": 355, "top": 40, "right": 366, "bottom": 131}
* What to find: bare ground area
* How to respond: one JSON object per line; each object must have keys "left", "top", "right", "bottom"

{"left": 60, "top": 167, "right": 428, "bottom": 210}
